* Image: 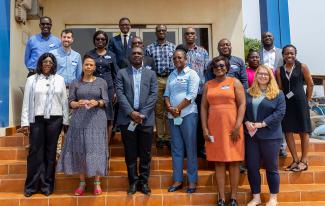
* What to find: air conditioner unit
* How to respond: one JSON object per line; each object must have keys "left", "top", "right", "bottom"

{"left": 15, "top": 1, "right": 27, "bottom": 24}
{"left": 22, "top": 0, "right": 32, "bottom": 10}
{"left": 27, "top": 0, "right": 42, "bottom": 20}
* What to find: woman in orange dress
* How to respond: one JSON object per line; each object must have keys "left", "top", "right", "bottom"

{"left": 201, "top": 56, "right": 246, "bottom": 206}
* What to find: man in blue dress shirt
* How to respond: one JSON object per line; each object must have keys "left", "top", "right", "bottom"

{"left": 24, "top": 16, "right": 60, "bottom": 77}
{"left": 50, "top": 29, "right": 82, "bottom": 87}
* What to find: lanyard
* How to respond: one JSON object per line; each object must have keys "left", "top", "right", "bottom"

{"left": 284, "top": 64, "right": 295, "bottom": 91}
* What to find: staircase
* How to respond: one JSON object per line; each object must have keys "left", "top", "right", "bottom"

{"left": 0, "top": 130, "right": 325, "bottom": 206}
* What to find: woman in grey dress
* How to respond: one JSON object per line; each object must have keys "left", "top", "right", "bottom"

{"left": 57, "top": 54, "right": 109, "bottom": 196}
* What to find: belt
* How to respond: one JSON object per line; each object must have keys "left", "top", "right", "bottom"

{"left": 156, "top": 73, "right": 168, "bottom": 78}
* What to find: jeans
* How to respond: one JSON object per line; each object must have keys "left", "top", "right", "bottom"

{"left": 169, "top": 113, "right": 198, "bottom": 183}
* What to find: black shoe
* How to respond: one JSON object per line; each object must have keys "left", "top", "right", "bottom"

{"left": 186, "top": 187, "right": 196, "bottom": 193}
{"left": 217, "top": 199, "right": 225, "bottom": 206}
{"left": 167, "top": 183, "right": 183, "bottom": 192}
{"left": 164, "top": 140, "right": 171, "bottom": 149}
{"left": 140, "top": 183, "right": 151, "bottom": 195}
{"left": 127, "top": 182, "right": 138, "bottom": 195}
{"left": 239, "top": 164, "right": 247, "bottom": 174}
{"left": 156, "top": 140, "right": 164, "bottom": 149}
{"left": 42, "top": 191, "right": 53, "bottom": 196}
{"left": 24, "top": 192, "right": 33, "bottom": 197}
{"left": 279, "top": 148, "right": 288, "bottom": 158}
{"left": 197, "top": 149, "right": 206, "bottom": 159}
{"left": 229, "top": 198, "right": 238, "bottom": 206}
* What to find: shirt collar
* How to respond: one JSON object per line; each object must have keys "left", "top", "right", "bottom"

{"left": 38, "top": 33, "right": 52, "bottom": 40}
{"left": 187, "top": 44, "right": 198, "bottom": 51}
{"left": 132, "top": 66, "right": 143, "bottom": 73}
{"left": 172, "top": 66, "right": 191, "bottom": 75}
{"left": 38, "top": 73, "right": 53, "bottom": 80}
{"left": 263, "top": 47, "right": 276, "bottom": 53}
{"left": 59, "top": 46, "right": 71, "bottom": 55}
{"left": 155, "top": 40, "right": 170, "bottom": 46}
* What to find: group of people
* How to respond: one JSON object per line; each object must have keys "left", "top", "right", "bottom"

{"left": 20, "top": 16, "right": 314, "bottom": 206}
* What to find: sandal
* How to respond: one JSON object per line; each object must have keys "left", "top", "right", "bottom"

{"left": 284, "top": 161, "right": 299, "bottom": 171}
{"left": 74, "top": 181, "right": 86, "bottom": 196}
{"left": 93, "top": 181, "right": 102, "bottom": 195}
{"left": 292, "top": 160, "right": 308, "bottom": 172}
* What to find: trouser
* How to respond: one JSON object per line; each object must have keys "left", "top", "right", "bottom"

{"left": 120, "top": 125, "right": 153, "bottom": 185}
{"left": 245, "top": 137, "right": 281, "bottom": 194}
{"left": 195, "top": 94, "right": 205, "bottom": 154}
{"left": 280, "top": 133, "right": 287, "bottom": 151}
{"left": 169, "top": 113, "right": 198, "bottom": 183}
{"left": 25, "top": 116, "right": 63, "bottom": 194}
{"left": 155, "top": 76, "right": 170, "bottom": 141}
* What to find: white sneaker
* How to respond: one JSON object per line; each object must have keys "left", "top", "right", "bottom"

{"left": 266, "top": 198, "right": 278, "bottom": 206}
{"left": 247, "top": 198, "right": 261, "bottom": 206}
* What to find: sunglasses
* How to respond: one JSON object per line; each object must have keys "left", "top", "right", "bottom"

{"left": 185, "top": 32, "right": 195, "bottom": 35}
{"left": 213, "top": 64, "right": 225, "bottom": 69}
{"left": 95, "top": 37, "right": 107, "bottom": 41}
{"left": 42, "top": 60, "right": 54, "bottom": 65}
{"left": 156, "top": 29, "right": 167, "bottom": 33}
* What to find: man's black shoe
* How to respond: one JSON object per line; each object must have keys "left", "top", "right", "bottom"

{"left": 127, "top": 182, "right": 138, "bottom": 195}
{"left": 140, "top": 183, "right": 151, "bottom": 195}
{"left": 156, "top": 140, "right": 164, "bottom": 149}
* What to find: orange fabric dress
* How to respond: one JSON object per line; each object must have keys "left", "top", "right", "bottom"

{"left": 205, "top": 77, "right": 244, "bottom": 162}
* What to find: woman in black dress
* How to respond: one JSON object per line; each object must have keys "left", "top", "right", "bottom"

{"left": 87, "top": 30, "right": 119, "bottom": 144}
{"left": 276, "top": 44, "right": 314, "bottom": 172}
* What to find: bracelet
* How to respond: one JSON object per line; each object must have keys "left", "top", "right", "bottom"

{"left": 97, "top": 100, "right": 101, "bottom": 107}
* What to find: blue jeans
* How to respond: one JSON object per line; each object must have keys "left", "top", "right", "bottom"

{"left": 168, "top": 113, "right": 198, "bottom": 183}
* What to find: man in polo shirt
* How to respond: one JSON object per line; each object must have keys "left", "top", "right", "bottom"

{"left": 145, "top": 25, "right": 176, "bottom": 149}
{"left": 24, "top": 16, "right": 60, "bottom": 77}
{"left": 50, "top": 29, "right": 82, "bottom": 87}
{"left": 184, "top": 27, "right": 210, "bottom": 158}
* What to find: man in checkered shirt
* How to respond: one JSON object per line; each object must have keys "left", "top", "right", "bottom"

{"left": 145, "top": 25, "right": 176, "bottom": 149}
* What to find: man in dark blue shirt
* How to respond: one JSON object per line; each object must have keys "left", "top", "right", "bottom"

{"left": 206, "top": 38, "right": 248, "bottom": 89}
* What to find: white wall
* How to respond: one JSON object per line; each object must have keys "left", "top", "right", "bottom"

{"left": 288, "top": 0, "right": 325, "bottom": 75}
{"left": 242, "top": 0, "right": 261, "bottom": 39}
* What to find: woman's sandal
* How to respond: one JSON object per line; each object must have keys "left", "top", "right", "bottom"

{"left": 292, "top": 160, "right": 308, "bottom": 172}
{"left": 93, "top": 181, "right": 102, "bottom": 195}
{"left": 284, "top": 161, "right": 300, "bottom": 171}
{"left": 74, "top": 181, "right": 86, "bottom": 196}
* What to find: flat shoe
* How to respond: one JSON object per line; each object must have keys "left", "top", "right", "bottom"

{"left": 186, "top": 187, "right": 196, "bottom": 193}
{"left": 167, "top": 183, "right": 183, "bottom": 192}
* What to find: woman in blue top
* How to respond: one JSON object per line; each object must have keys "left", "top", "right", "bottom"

{"left": 164, "top": 49, "right": 200, "bottom": 193}
{"left": 245, "top": 65, "right": 286, "bottom": 206}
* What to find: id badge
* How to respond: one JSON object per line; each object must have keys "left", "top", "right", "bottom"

{"left": 286, "top": 91, "right": 294, "bottom": 99}
{"left": 127, "top": 121, "right": 138, "bottom": 131}
{"left": 173, "top": 117, "right": 183, "bottom": 125}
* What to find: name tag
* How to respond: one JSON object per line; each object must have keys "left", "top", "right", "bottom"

{"left": 145, "top": 65, "right": 152, "bottom": 70}
{"left": 104, "top": 55, "right": 111, "bottom": 59}
{"left": 286, "top": 91, "right": 294, "bottom": 99}
{"left": 221, "top": 85, "right": 230, "bottom": 90}
{"left": 71, "top": 61, "right": 77, "bottom": 66}
{"left": 176, "top": 78, "right": 187, "bottom": 84}
{"left": 49, "top": 43, "right": 55, "bottom": 48}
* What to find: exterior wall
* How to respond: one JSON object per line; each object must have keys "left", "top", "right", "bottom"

{"left": 8, "top": 0, "right": 244, "bottom": 127}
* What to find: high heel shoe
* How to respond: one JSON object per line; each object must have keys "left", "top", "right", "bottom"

{"left": 93, "top": 181, "right": 102, "bottom": 195}
{"left": 74, "top": 181, "right": 86, "bottom": 196}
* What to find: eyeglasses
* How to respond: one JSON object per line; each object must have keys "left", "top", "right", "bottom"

{"left": 40, "top": 23, "right": 52, "bottom": 26}
{"left": 185, "top": 32, "right": 195, "bottom": 35}
{"left": 156, "top": 29, "right": 167, "bottom": 33}
{"left": 132, "top": 41, "right": 143, "bottom": 44}
{"left": 257, "top": 72, "right": 269, "bottom": 77}
{"left": 95, "top": 37, "right": 106, "bottom": 41}
{"left": 42, "top": 60, "right": 54, "bottom": 65}
{"left": 213, "top": 64, "right": 225, "bottom": 69}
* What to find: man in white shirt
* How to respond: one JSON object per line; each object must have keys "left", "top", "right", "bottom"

{"left": 259, "top": 31, "right": 286, "bottom": 157}
{"left": 259, "top": 32, "right": 283, "bottom": 71}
